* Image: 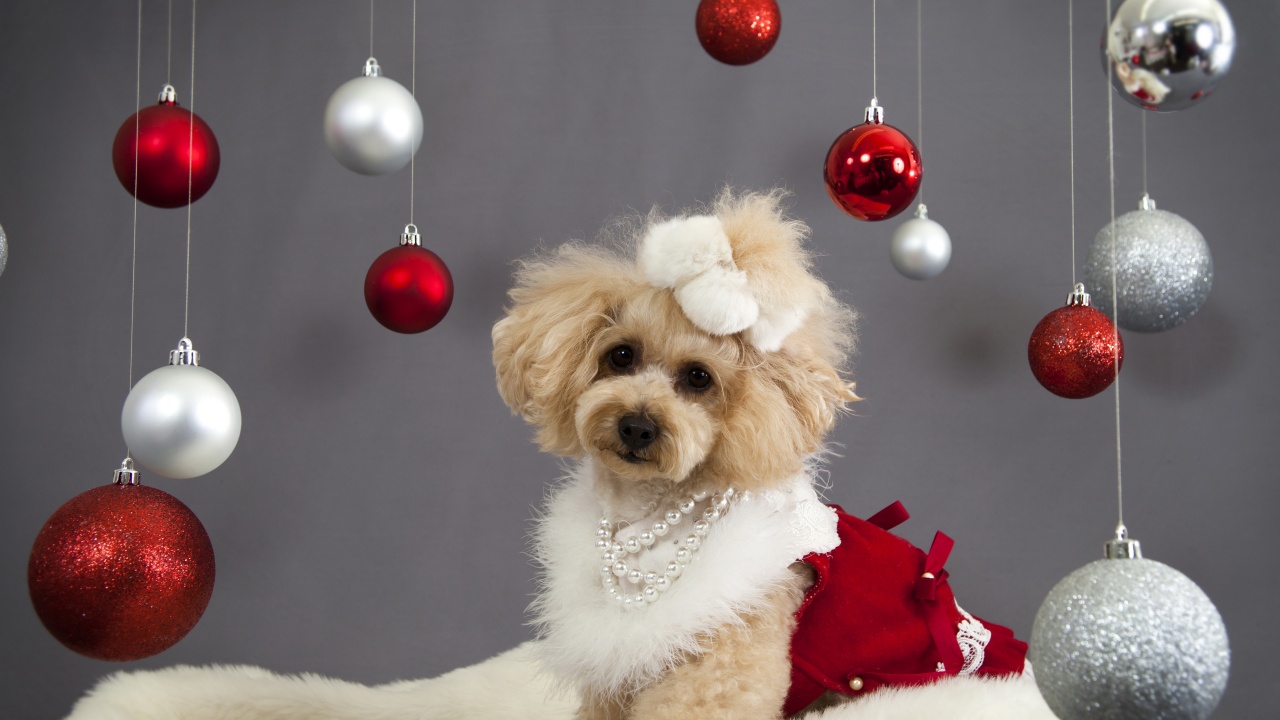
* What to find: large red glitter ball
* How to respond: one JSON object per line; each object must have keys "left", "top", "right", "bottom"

{"left": 112, "top": 99, "right": 220, "bottom": 208}
{"left": 28, "top": 483, "right": 215, "bottom": 661}
{"left": 365, "top": 244, "right": 454, "bottom": 333}
{"left": 1028, "top": 305, "right": 1124, "bottom": 399}
{"left": 695, "top": 0, "right": 781, "bottom": 66}
{"left": 824, "top": 122, "right": 923, "bottom": 222}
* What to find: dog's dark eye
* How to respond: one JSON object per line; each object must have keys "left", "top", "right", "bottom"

{"left": 686, "top": 367, "right": 713, "bottom": 390}
{"left": 608, "top": 345, "right": 635, "bottom": 370}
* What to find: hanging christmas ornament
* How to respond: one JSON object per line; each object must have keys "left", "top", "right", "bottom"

{"left": 121, "top": 338, "right": 241, "bottom": 479}
{"left": 1102, "top": 0, "right": 1235, "bottom": 112}
{"left": 365, "top": 224, "right": 453, "bottom": 333}
{"left": 1031, "top": 528, "right": 1229, "bottom": 720}
{"left": 890, "top": 203, "right": 950, "bottom": 279}
{"left": 0, "top": 221, "right": 7, "bottom": 278}
{"left": 1084, "top": 194, "right": 1212, "bottom": 333}
{"left": 824, "top": 99, "right": 923, "bottom": 222}
{"left": 695, "top": 0, "right": 781, "bottom": 66}
{"left": 28, "top": 459, "right": 215, "bottom": 661}
{"left": 111, "top": 85, "right": 220, "bottom": 208}
{"left": 1028, "top": 284, "right": 1123, "bottom": 399}
{"left": 324, "top": 58, "right": 423, "bottom": 176}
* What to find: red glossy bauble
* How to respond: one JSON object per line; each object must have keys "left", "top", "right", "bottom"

{"left": 695, "top": 0, "right": 781, "bottom": 66}
{"left": 1028, "top": 304, "right": 1124, "bottom": 399}
{"left": 112, "top": 96, "right": 220, "bottom": 208}
{"left": 365, "top": 244, "right": 454, "bottom": 333}
{"left": 28, "top": 483, "right": 215, "bottom": 661}
{"left": 824, "top": 122, "right": 923, "bottom": 221}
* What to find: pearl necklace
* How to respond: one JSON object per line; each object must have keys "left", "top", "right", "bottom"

{"left": 595, "top": 487, "right": 736, "bottom": 608}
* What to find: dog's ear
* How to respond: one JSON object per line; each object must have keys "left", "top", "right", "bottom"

{"left": 492, "top": 245, "right": 636, "bottom": 456}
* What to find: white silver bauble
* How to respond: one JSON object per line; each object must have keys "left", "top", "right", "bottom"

{"left": 121, "top": 338, "right": 241, "bottom": 479}
{"left": 1031, "top": 533, "right": 1229, "bottom": 720}
{"left": 1085, "top": 195, "right": 1212, "bottom": 333}
{"left": 1103, "top": 0, "right": 1235, "bottom": 112}
{"left": 323, "top": 58, "right": 423, "bottom": 175}
{"left": 890, "top": 203, "right": 951, "bottom": 280}
{"left": 0, "top": 222, "right": 8, "bottom": 277}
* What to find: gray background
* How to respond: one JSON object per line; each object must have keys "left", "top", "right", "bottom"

{"left": 1, "top": 1, "right": 1275, "bottom": 717}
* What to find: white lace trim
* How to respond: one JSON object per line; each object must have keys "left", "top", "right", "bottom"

{"left": 935, "top": 602, "right": 992, "bottom": 675}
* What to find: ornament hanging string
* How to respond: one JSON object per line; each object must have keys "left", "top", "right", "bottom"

{"left": 184, "top": 0, "right": 197, "bottom": 337}
{"left": 1068, "top": 0, "right": 1076, "bottom": 286}
{"left": 915, "top": 0, "right": 922, "bottom": 204}
{"left": 1141, "top": 112, "right": 1147, "bottom": 197}
{"left": 1104, "top": 0, "right": 1124, "bottom": 532}
{"left": 409, "top": 0, "right": 416, "bottom": 225}
{"left": 129, "top": 0, "right": 143, "bottom": 426}
{"left": 369, "top": 0, "right": 375, "bottom": 58}
{"left": 166, "top": 0, "right": 173, "bottom": 85}
{"left": 871, "top": 0, "right": 877, "bottom": 99}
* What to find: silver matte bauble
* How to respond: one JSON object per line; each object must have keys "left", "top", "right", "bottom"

{"left": 1085, "top": 195, "right": 1212, "bottom": 333}
{"left": 0, "top": 222, "right": 8, "bottom": 277}
{"left": 1031, "top": 532, "right": 1229, "bottom": 720}
{"left": 1103, "top": 0, "right": 1235, "bottom": 111}
{"left": 890, "top": 204, "right": 951, "bottom": 280}
{"left": 323, "top": 58, "right": 423, "bottom": 175}
{"left": 121, "top": 338, "right": 241, "bottom": 479}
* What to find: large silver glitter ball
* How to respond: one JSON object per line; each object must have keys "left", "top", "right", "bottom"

{"left": 1085, "top": 199, "right": 1212, "bottom": 333}
{"left": 0, "top": 222, "right": 7, "bottom": 278}
{"left": 1031, "top": 557, "right": 1230, "bottom": 720}
{"left": 1103, "top": 0, "right": 1235, "bottom": 112}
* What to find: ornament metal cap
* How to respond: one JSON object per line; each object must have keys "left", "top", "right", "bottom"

{"left": 363, "top": 57, "right": 382, "bottom": 77}
{"left": 1138, "top": 193, "right": 1157, "bottom": 211}
{"left": 399, "top": 223, "right": 422, "bottom": 247}
{"left": 157, "top": 84, "right": 177, "bottom": 104}
{"left": 169, "top": 337, "right": 200, "bottom": 366}
{"left": 113, "top": 457, "right": 141, "bottom": 486}
{"left": 864, "top": 97, "right": 885, "bottom": 125}
{"left": 1104, "top": 524, "right": 1143, "bottom": 559}
{"left": 1066, "top": 282, "right": 1091, "bottom": 307}
{"left": 913, "top": 203, "right": 929, "bottom": 219}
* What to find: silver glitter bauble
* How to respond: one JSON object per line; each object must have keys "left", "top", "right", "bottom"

{"left": 1031, "top": 533, "right": 1230, "bottom": 720}
{"left": 121, "top": 338, "right": 241, "bottom": 479}
{"left": 323, "top": 58, "right": 423, "bottom": 176}
{"left": 1085, "top": 195, "right": 1211, "bottom": 333}
{"left": 1102, "top": 0, "right": 1235, "bottom": 112}
{"left": 890, "top": 204, "right": 951, "bottom": 280}
{"left": 0, "top": 222, "right": 7, "bottom": 278}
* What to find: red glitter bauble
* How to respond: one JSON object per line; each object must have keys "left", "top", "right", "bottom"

{"left": 695, "top": 0, "right": 781, "bottom": 66}
{"left": 112, "top": 96, "right": 220, "bottom": 208}
{"left": 824, "top": 121, "right": 923, "bottom": 222}
{"left": 1028, "top": 304, "right": 1124, "bottom": 399}
{"left": 365, "top": 244, "right": 454, "bottom": 334}
{"left": 27, "top": 483, "right": 215, "bottom": 661}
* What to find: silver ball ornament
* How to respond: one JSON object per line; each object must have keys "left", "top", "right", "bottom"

{"left": 323, "top": 58, "right": 423, "bottom": 175}
{"left": 121, "top": 339, "right": 242, "bottom": 479}
{"left": 1103, "top": 0, "right": 1235, "bottom": 112}
{"left": 1085, "top": 195, "right": 1212, "bottom": 333}
{"left": 0, "top": 222, "right": 8, "bottom": 278}
{"left": 1031, "top": 535, "right": 1229, "bottom": 720}
{"left": 890, "top": 204, "right": 951, "bottom": 279}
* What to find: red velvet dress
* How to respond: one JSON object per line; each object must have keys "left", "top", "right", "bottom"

{"left": 784, "top": 502, "right": 1028, "bottom": 717}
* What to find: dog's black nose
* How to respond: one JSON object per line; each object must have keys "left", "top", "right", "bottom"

{"left": 618, "top": 414, "right": 658, "bottom": 451}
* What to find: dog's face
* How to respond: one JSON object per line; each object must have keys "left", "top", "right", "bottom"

{"left": 492, "top": 192, "right": 857, "bottom": 492}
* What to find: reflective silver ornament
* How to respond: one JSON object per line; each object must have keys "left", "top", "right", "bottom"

{"left": 0, "top": 222, "right": 7, "bottom": 278}
{"left": 323, "top": 58, "right": 423, "bottom": 175}
{"left": 1085, "top": 195, "right": 1211, "bottom": 333}
{"left": 1103, "top": 0, "right": 1235, "bottom": 112}
{"left": 121, "top": 338, "right": 242, "bottom": 479}
{"left": 1031, "top": 529, "right": 1230, "bottom": 720}
{"left": 889, "top": 204, "right": 951, "bottom": 280}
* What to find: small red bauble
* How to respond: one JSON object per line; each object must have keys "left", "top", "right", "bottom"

{"left": 1028, "top": 287, "right": 1124, "bottom": 399}
{"left": 824, "top": 103, "right": 923, "bottom": 222}
{"left": 28, "top": 476, "right": 215, "bottom": 661}
{"left": 695, "top": 0, "right": 781, "bottom": 66}
{"left": 112, "top": 85, "right": 220, "bottom": 209}
{"left": 365, "top": 226, "right": 454, "bottom": 334}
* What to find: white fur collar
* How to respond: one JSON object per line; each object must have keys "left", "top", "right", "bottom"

{"left": 529, "top": 461, "right": 839, "bottom": 695}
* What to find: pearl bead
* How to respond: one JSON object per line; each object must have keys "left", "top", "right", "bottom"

{"left": 642, "top": 586, "right": 659, "bottom": 603}
{"left": 633, "top": 593, "right": 646, "bottom": 606}
{"left": 623, "top": 536, "right": 641, "bottom": 554}
{"left": 678, "top": 499, "right": 696, "bottom": 514}
{"left": 611, "top": 541, "right": 624, "bottom": 555}
{"left": 691, "top": 490, "right": 709, "bottom": 502}
{"left": 712, "top": 496, "right": 729, "bottom": 512}
{"left": 601, "top": 565, "right": 614, "bottom": 577}
{"left": 667, "top": 562, "right": 683, "bottom": 577}
{"left": 622, "top": 596, "right": 633, "bottom": 607}
{"left": 601, "top": 551, "right": 616, "bottom": 563}
{"left": 654, "top": 576, "right": 670, "bottom": 592}
{"left": 652, "top": 521, "right": 669, "bottom": 536}
{"left": 627, "top": 569, "right": 643, "bottom": 585}
{"left": 603, "top": 575, "right": 617, "bottom": 586}
{"left": 703, "top": 507, "right": 721, "bottom": 522}
{"left": 596, "top": 527, "right": 610, "bottom": 539}
{"left": 644, "top": 571, "right": 659, "bottom": 585}
{"left": 606, "top": 586, "right": 619, "bottom": 597}
{"left": 612, "top": 561, "right": 629, "bottom": 578}
{"left": 639, "top": 531, "right": 656, "bottom": 547}
{"left": 684, "top": 534, "right": 702, "bottom": 551}
{"left": 693, "top": 519, "right": 711, "bottom": 536}
{"left": 665, "top": 510, "right": 683, "bottom": 525}
{"left": 675, "top": 548, "right": 692, "bottom": 564}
